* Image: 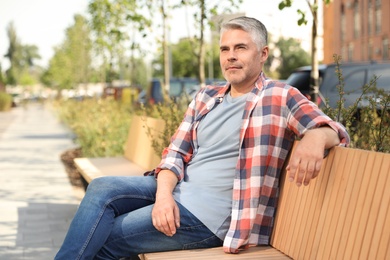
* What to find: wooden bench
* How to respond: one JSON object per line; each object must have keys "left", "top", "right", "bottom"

{"left": 74, "top": 115, "right": 162, "bottom": 186}
{"left": 75, "top": 117, "right": 390, "bottom": 259}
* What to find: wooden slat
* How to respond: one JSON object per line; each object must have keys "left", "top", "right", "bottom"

{"left": 342, "top": 150, "right": 376, "bottom": 259}
{"left": 312, "top": 146, "right": 353, "bottom": 259}
{"left": 368, "top": 155, "right": 390, "bottom": 260}
{"left": 124, "top": 115, "right": 163, "bottom": 171}
{"left": 74, "top": 157, "right": 146, "bottom": 183}
{"left": 271, "top": 146, "right": 336, "bottom": 259}
{"left": 333, "top": 149, "right": 366, "bottom": 258}
{"left": 360, "top": 153, "right": 387, "bottom": 259}
{"left": 350, "top": 152, "right": 382, "bottom": 259}
{"left": 272, "top": 146, "right": 390, "bottom": 260}
{"left": 141, "top": 246, "right": 290, "bottom": 260}
{"left": 328, "top": 149, "right": 360, "bottom": 259}
{"left": 301, "top": 149, "right": 335, "bottom": 259}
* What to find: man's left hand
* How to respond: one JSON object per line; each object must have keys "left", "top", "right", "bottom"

{"left": 286, "top": 127, "right": 339, "bottom": 186}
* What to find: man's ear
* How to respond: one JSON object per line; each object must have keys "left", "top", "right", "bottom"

{"left": 261, "top": 46, "right": 269, "bottom": 62}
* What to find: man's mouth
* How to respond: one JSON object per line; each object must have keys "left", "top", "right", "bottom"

{"left": 226, "top": 66, "right": 241, "bottom": 71}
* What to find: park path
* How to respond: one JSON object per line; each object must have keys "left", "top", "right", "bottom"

{"left": 0, "top": 102, "right": 83, "bottom": 259}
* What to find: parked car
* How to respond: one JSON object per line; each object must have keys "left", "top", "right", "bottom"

{"left": 285, "top": 61, "right": 390, "bottom": 109}
{"left": 140, "top": 77, "right": 225, "bottom": 105}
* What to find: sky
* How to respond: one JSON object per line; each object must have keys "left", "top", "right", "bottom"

{"left": 0, "top": 0, "right": 314, "bottom": 70}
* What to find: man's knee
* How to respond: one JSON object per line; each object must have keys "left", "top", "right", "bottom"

{"left": 87, "top": 176, "right": 118, "bottom": 194}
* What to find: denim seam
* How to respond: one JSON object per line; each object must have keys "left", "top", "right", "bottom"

{"left": 182, "top": 234, "right": 223, "bottom": 250}
{"left": 76, "top": 194, "right": 155, "bottom": 260}
{"left": 103, "top": 222, "right": 218, "bottom": 252}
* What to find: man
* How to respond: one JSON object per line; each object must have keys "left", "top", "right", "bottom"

{"left": 55, "top": 16, "right": 349, "bottom": 259}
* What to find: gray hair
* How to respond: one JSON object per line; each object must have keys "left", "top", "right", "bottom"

{"left": 220, "top": 16, "right": 268, "bottom": 50}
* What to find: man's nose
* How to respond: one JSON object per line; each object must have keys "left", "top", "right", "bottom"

{"left": 227, "top": 50, "right": 237, "bottom": 61}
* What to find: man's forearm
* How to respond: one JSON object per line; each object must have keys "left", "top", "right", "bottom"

{"left": 304, "top": 126, "right": 340, "bottom": 149}
{"left": 156, "top": 169, "right": 178, "bottom": 198}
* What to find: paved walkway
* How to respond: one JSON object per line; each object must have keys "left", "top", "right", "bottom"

{"left": 0, "top": 102, "right": 84, "bottom": 259}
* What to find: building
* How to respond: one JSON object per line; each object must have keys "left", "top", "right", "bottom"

{"left": 323, "top": 0, "right": 389, "bottom": 63}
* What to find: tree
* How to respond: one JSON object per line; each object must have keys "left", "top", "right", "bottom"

{"left": 43, "top": 14, "right": 92, "bottom": 90}
{"left": 4, "top": 22, "right": 41, "bottom": 86}
{"left": 279, "top": 0, "right": 332, "bottom": 102}
{"left": 3, "top": 22, "right": 19, "bottom": 85}
{"left": 180, "top": 0, "right": 242, "bottom": 86}
{"left": 152, "top": 37, "right": 224, "bottom": 80}
{"left": 88, "top": 0, "right": 151, "bottom": 84}
{"left": 275, "top": 37, "right": 311, "bottom": 79}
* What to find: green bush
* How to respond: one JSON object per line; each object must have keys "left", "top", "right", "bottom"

{"left": 0, "top": 92, "right": 13, "bottom": 111}
{"left": 54, "top": 98, "right": 133, "bottom": 157}
{"left": 322, "top": 55, "right": 390, "bottom": 153}
{"left": 352, "top": 88, "right": 390, "bottom": 152}
{"left": 139, "top": 100, "right": 186, "bottom": 156}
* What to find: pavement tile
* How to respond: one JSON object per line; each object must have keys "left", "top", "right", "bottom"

{"left": 0, "top": 103, "right": 83, "bottom": 260}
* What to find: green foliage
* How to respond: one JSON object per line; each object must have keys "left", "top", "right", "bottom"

{"left": 88, "top": 0, "right": 151, "bottom": 83}
{"left": 152, "top": 0, "right": 242, "bottom": 84}
{"left": 153, "top": 36, "right": 224, "bottom": 80}
{"left": 321, "top": 55, "right": 390, "bottom": 153}
{"left": 0, "top": 92, "right": 13, "bottom": 111}
{"left": 19, "top": 70, "right": 38, "bottom": 86}
{"left": 275, "top": 37, "right": 311, "bottom": 79}
{"left": 54, "top": 98, "right": 133, "bottom": 157}
{"left": 278, "top": 0, "right": 332, "bottom": 26}
{"left": 171, "top": 39, "right": 199, "bottom": 78}
{"left": 44, "top": 15, "right": 92, "bottom": 90}
{"left": 4, "top": 22, "right": 41, "bottom": 86}
{"left": 140, "top": 100, "right": 186, "bottom": 156}
{"left": 353, "top": 90, "right": 390, "bottom": 153}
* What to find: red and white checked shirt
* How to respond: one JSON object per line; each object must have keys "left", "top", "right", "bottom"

{"left": 153, "top": 73, "right": 350, "bottom": 253}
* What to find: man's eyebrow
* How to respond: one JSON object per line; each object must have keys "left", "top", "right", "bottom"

{"left": 220, "top": 43, "right": 248, "bottom": 49}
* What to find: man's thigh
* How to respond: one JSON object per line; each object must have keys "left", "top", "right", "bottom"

{"left": 97, "top": 203, "right": 223, "bottom": 258}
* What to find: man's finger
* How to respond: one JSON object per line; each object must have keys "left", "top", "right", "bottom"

{"left": 287, "top": 158, "right": 300, "bottom": 182}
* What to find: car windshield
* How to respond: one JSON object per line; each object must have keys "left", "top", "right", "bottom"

{"left": 286, "top": 71, "right": 311, "bottom": 92}
{"left": 371, "top": 67, "right": 390, "bottom": 91}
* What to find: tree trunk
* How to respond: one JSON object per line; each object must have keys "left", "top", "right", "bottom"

{"left": 162, "top": 0, "right": 170, "bottom": 93}
{"left": 310, "top": 0, "right": 319, "bottom": 104}
{"left": 198, "top": 0, "right": 206, "bottom": 87}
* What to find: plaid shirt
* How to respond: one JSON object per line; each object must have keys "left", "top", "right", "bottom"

{"left": 153, "top": 73, "right": 350, "bottom": 253}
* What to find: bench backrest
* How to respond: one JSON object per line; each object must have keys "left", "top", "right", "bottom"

{"left": 271, "top": 145, "right": 390, "bottom": 259}
{"left": 124, "top": 115, "right": 164, "bottom": 171}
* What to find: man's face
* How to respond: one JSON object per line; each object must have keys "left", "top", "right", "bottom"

{"left": 219, "top": 29, "right": 268, "bottom": 90}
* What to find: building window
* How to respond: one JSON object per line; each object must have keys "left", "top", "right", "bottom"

{"left": 383, "top": 38, "right": 389, "bottom": 60}
{"left": 375, "top": 0, "right": 381, "bottom": 34}
{"left": 341, "top": 4, "right": 346, "bottom": 42}
{"left": 348, "top": 43, "right": 354, "bottom": 62}
{"left": 354, "top": 1, "right": 360, "bottom": 38}
{"left": 368, "top": 40, "right": 373, "bottom": 60}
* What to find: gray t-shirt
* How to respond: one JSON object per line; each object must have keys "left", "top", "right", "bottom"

{"left": 173, "top": 92, "right": 248, "bottom": 239}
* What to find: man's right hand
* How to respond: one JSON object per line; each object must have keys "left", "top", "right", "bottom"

{"left": 151, "top": 170, "right": 180, "bottom": 236}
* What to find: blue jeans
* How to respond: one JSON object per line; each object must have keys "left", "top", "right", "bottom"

{"left": 55, "top": 176, "right": 223, "bottom": 260}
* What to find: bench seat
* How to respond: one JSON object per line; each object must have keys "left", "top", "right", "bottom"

{"left": 74, "top": 115, "right": 163, "bottom": 186}
{"left": 141, "top": 246, "right": 290, "bottom": 259}
{"left": 142, "top": 145, "right": 390, "bottom": 260}
{"left": 74, "top": 157, "right": 146, "bottom": 183}
{"left": 74, "top": 115, "right": 390, "bottom": 260}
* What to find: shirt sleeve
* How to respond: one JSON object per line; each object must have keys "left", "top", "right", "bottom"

{"left": 285, "top": 86, "right": 350, "bottom": 146}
